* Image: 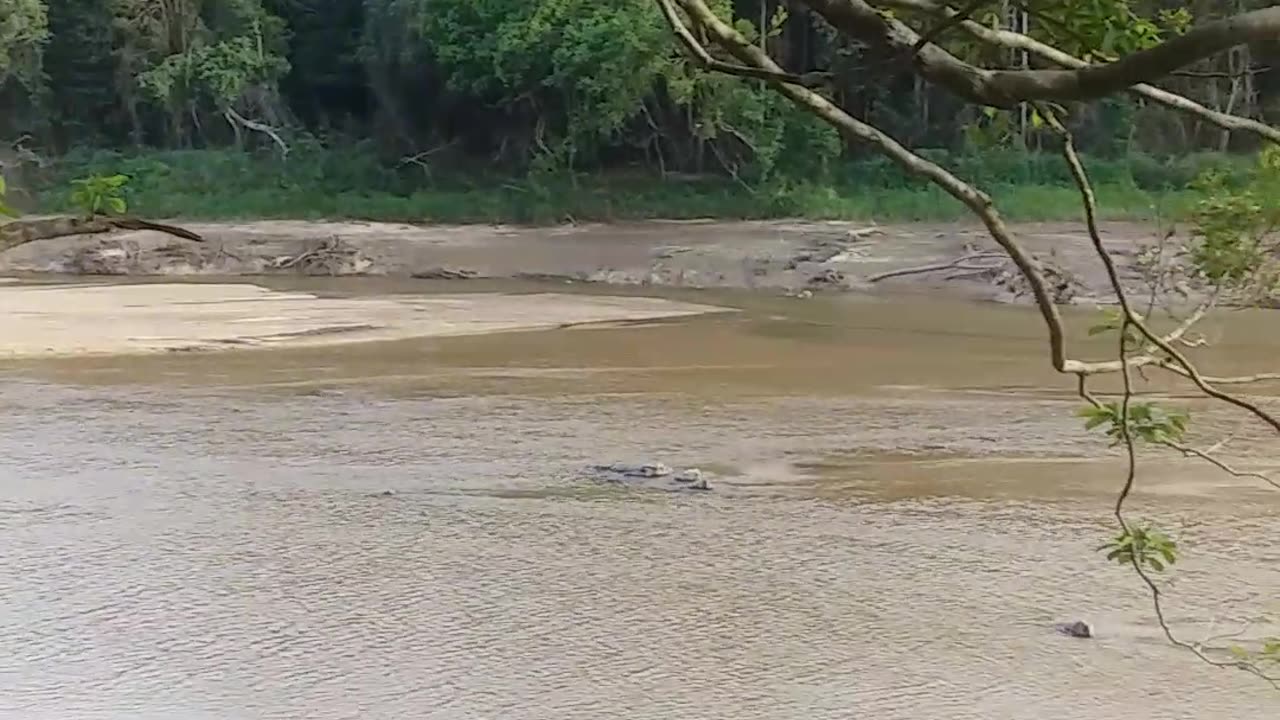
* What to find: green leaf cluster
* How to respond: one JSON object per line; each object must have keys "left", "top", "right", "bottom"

{"left": 370, "top": 0, "right": 840, "bottom": 179}
{"left": 116, "top": 0, "right": 290, "bottom": 111}
{"left": 0, "top": 0, "right": 48, "bottom": 86}
{"left": 69, "top": 173, "right": 129, "bottom": 216}
{"left": 1029, "top": 0, "right": 1170, "bottom": 60}
{"left": 0, "top": 175, "right": 18, "bottom": 218}
{"left": 1228, "top": 637, "right": 1280, "bottom": 668}
{"left": 1079, "top": 401, "right": 1190, "bottom": 446}
{"left": 1098, "top": 523, "right": 1179, "bottom": 572}
{"left": 1186, "top": 148, "right": 1280, "bottom": 294}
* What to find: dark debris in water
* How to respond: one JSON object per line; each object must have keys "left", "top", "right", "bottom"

{"left": 1055, "top": 620, "right": 1093, "bottom": 639}
{"left": 586, "top": 462, "right": 712, "bottom": 492}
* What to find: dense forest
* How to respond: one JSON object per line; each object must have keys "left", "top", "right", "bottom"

{"left": 1, "top": 1, "right": 1278, "bottom": 220}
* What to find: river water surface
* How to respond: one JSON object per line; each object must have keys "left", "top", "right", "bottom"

{"left": 2, "top": 281, "right": 1278, "bottom": 719}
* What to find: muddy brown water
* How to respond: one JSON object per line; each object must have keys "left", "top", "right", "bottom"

{"left": 2, "top": 279, "right": 1278, "bottom": 719}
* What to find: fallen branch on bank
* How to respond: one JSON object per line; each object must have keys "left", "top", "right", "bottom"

{"left": 0, "top": 215, "right": 204, "bottom": 254}
{"left": 866, "top": 251, "right": 1005, "bottom": 282}
{"left": 267, "top": 235, "right": 369, "bottom": 275}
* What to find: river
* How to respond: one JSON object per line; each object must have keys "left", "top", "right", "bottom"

{"left": 1, "top": 280, "right": 1277, "bottom": 719}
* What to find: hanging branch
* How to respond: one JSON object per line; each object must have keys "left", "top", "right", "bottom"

{"left": 659, "top": 0, "right": 1280, "bottom": 681}
{"left": 1050, "top": 106, "right": 1278, "bottom": 683}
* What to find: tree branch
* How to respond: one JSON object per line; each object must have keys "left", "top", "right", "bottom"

{"left": 668, "top": 0, "right": 1074, "bottom": 372}
{"left": 1169, "top": 67, "right": 1269, "bottom": 79}
{"left": 910, "top": 0, "right": 991, "bottom": 55}
{"left": 1163, "top": 440, "right": 1280, "bottom": 492}
{"left": 803, "top": 0, "right": 1280, "bottom": 113}
{"left": 663, "top": 0, "right": 1280, "bottom": 684}
{"left": 1046, "top": 105, "right": 1280, "bottom": 434}
{"left": 879, "top": 0, "right": 1280, "bottom": 144}
{"left": 657, "top": 0, "right": 832, "bottom": 87}
{"left": 1072, "top": 209, "right": 1280, "bottom": 687}
{"left": 665, "top": 0, "right": 1280, "bottom": 391}
{"left": 866, "top": 250, "right": 1004, "bottom": 281}
{"left": 224, "top": 107, "right": 290, "bottom": 158}
{"left": 1157, "top": 363, "right": 1280, "bottom": 385}
{"left": 1065, "top": 300, "right": 1214, "bottom": 377}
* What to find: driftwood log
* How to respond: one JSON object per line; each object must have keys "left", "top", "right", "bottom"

{"left": 0, "top": 215, "right": 203, "bottom": 254}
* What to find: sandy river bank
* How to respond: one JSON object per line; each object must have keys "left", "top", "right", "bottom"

{"left": 0, "top": 281, "right": 729, "bottom": 357}
{"left": 0, "top": 217, "right": 1189, "bottom": 357}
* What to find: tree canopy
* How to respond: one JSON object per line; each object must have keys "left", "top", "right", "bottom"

{"left": 1, "top": 0, "right": 1278, "bottom": 177}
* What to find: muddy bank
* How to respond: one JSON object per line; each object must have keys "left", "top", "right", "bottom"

{"left": 0, "top": 218, "right": 1175, "bottom": 304}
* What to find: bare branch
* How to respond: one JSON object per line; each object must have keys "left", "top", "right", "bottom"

{"left": 1204, "top": 425, "right": 1240, "bottom": 455}
{"left": 657, "top": 0, "right": 832, "bottom": 87}
{"left": 879, "top": 0, "right": 1280, "bottom": 143}
{"left": 820, "top": 0, "right": 1280, "bottom": 144}
{"left": 1157, "top": 363, "right": 1280, "bottom": 385}
{"left": 1130, "top": 537, "right": 1279, "bottom": 685}
{"left": 866, "top": 251, "right": 1004, "bottom": 281}
{"left": 1068, "top": 300, "right": 1215, "bottom": 377}
{"left": 1145, "top": 340, "right": 1280, "bottom": 432}
{"left": 1070, "top": 184, "right": 1279, "bottom": 687}
{"left": 1044, "top": 106, "right": 1280, "bottom": 434}
{"left": 398, "top": 140, "right": 458, "bottom": 168}
{"left": 662, "top": 0, "right": 1280, "bottom": 684}
{"left": 1199, "top": 619, "right": 1255, "bottom": 647}
{"left": 224, "top": 107, "right": 290, "bottom": 158}
{"left": 670, "top": 0, "right": 1074, "bottom": 372}
{"left": 1163, "top": 440, "right": 1280, "bottom": 492}
{"left": 1169, "top": 67, "right": 1269, "bottom": 79}
{"left": 910, "top": 0, "right": 991, "bottom": 55}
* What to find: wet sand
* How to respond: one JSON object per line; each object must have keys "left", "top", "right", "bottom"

{"left": 0, "top": 281, "right": 728, "bottom": 357}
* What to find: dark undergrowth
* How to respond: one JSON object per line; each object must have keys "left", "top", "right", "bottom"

{"left": 14, "top": 146, "right": 1245, "bottom": 225}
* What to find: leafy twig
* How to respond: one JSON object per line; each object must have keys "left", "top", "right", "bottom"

{"left": 1051, "top": 105, "right": 1278, "bottom": 684}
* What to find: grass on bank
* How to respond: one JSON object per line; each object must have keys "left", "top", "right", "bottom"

{"left": 18, "top": 147, "right": 1242, "bottom": 225}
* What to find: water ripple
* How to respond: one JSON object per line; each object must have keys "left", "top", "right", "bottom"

{"left": 0, "top": 381, "right": 1275, "bottom": 719}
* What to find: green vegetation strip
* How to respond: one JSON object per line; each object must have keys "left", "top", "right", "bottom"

{"left": 19, "top": 148, "right": 1238, "bottom": 225}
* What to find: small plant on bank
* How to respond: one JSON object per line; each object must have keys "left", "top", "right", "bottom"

{"left": 0, "top": 175, "right": 17, "bottom": 218}
{"left": 69, "top": 173, "right": 129, "bottom": 217}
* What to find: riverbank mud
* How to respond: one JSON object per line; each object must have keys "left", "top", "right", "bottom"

{"left": 0, "top": 218, "right": 1179, "bottom": 305}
